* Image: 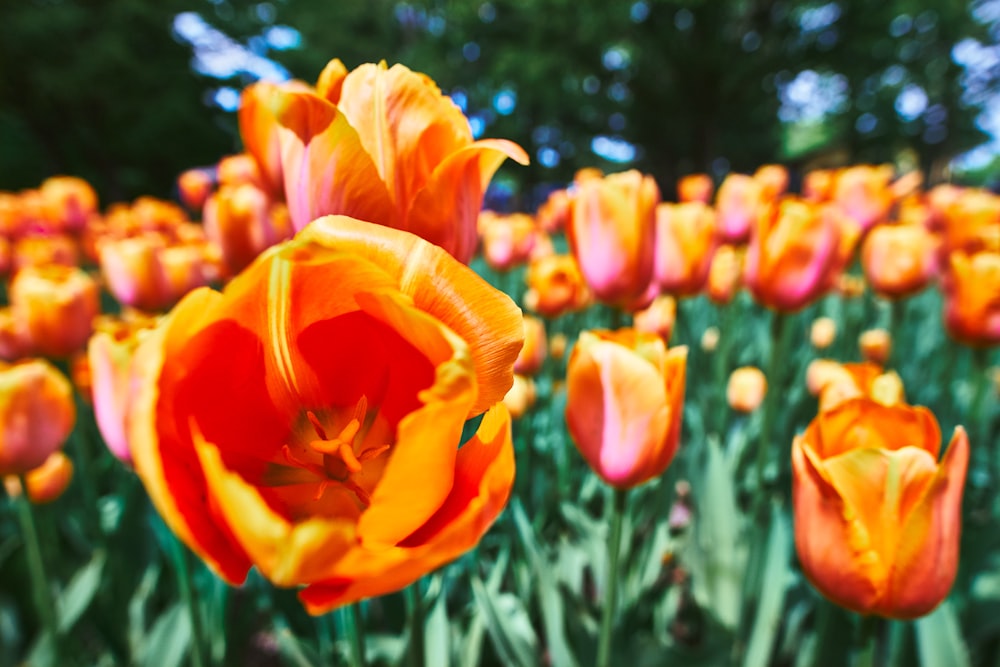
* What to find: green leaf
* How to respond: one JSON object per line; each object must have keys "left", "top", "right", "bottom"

{"left": 57, "top": 550, "right": 107, "bottom": 634}
{"left": 471, "top": 573, "right": 538, "bottom": 667}
{"left": 916, "top": 600, "right": 970, "bottom": 667}
{"left": 137, "top": 604, "right": 191, "bottom": 667}
{"left": 425, "top": 586, "right": 451, "bottom": 667}
{"left": 741, "top": 506, "right": 791, "bottom": 667}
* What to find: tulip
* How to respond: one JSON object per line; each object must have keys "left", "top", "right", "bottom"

{"left": 536, "top": 188, "right": 571, "bottom": 233}
{"left": 10, "top": 265, "right": 99, "bottom": 358}
{"left": 715, "top": 173, "right": 764, "bottom": 243}
{"left": 859, "top": 328, "right": 892, "bottom": 365}
{"left": 0, "top": 359, "right": 75, "bottom": 476}
{"left": 565, "top": 329, "right": 687, "bottom": 489}
{"left": 753, "top": 164, "right": 789, "bottom": 200}
{"left": 652, "top": 202, "right": 717, "bottom": 297}
{"left": 270, "top": 60, "right": 528, "bottom": 263}
{"left": 503, "top": 375, "right": 537, "bottom": 419}
{"left": 239, "top": 79, "right": 313, "bottom": 198}
{"left": 98, "top": 234, "right": 210, "bottom": 312}
{"left": 11, "top": 233, "right": 79, "bottom": 274}
{"left": 806, "top": 360, "right": 904, "bottom": 412}
{"left": 744, "top": 198, "right": 860, "bottom": 312}
{"left": 810, "top": 317, "right": 837, "bottom": 350}
{"left": 127, "top": 215, "right": 522, "bottom": 613}
{"left": 478, "top": 211, "right": 538, "bottom": 272}
{"left": 177, "top": 168, "right": 215, "bottom": 213}
{"left": 935, "top": 188, "right": 1000, "bottom": 255}
{"left": 942, "top": 250, "right": 1000, "bottom": 346}
{"left": 39, "top": 176, "right": 98, "bottom": 233}
{"left": 567, "top": 170, "right": 659, "bottom": 308}
{"left": 707, "top": 244, "right": 743, "bottom": 305}
{"left": 701, "top": 326, "right": 720, "bottom": 353}
{"left": 802, "top": 169, "right": 835, "bottom": 202}
{"left": 832, "top": 164, "right": 895, "bottom": 232}
{"left": 633, "top": 295, "right": 677, "bottom": 342}
{"left": 217, "top": 154, "right": 263, "bottom": 189}
{"left": 523, "top": 254, "right": 591, "bottom": 318}
{"left": 727, "top": 366, "right": 767, "bottom": 413}
{"left": 203, "top": 183, "right": 294, "bottom": 276}
{"left": 792, "top": 398, "right": 968, "bottom": 619}
{"left": 4, "top": 451, "right": 74, "bottom": 504}
{"left": 677, "top": 173, "right": 713, "bottom": 204}
{"left": 514, "top": 315, "right": 547, "bottom": 376}
{"left": 861, "top": 224, "right": 939, "bottom": 299}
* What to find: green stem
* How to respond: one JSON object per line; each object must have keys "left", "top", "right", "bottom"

{"left": 753, "top": 311, "right": 788, "bottom": 507}
{"left": 854, "top": 616, "right": 880, "bottom": 667}
{"left": 406, "top": 583, "right": 425, "bottom": 667}
{"left": 15, "top": 481, "right": 59, "bottom": 643}
{"left": 596, "top": 489, "right": 627, "bottom": 667}
{"left": 169, "top": 535, "right": 208, "bottom": 667}
{"left": 712, "top": 300, "right": 736, "bottom": 435}
{"left": 886, "top": 298, "right": 905, "bottom": 371}
{"left": 345, "top": 603, "right": 367, "bottom": 667}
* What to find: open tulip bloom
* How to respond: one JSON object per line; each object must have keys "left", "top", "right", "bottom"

{"left": 127, "top": 215, "right": 523, "bottom": 613}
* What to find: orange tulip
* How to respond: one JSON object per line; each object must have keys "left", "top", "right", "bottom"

{"left": 810, "top": 316, "right": 837, "bottom": 350}
{"left": 706, "top": 244, "right": 743, "bottom": 305}
{"left": 935, "top": 188, "right": 1000, "bottom": 255}
{"left": 677, "top": 173, "right": 713, "bottom": 204}
{"left": 942, "top": 250, "right": 1000, "bottom": 346}
{"left": 514, "top": 315, "right": 547, "bottom": 376}
{"left": 11, "top": 233, "right": 79, "bottom": 274}
{"left": 859, "top": 328, "right": 892, "bottom": 365}
{"left": 652, "top": 202, "right": 717, "bottom": 297}
{"left": 39, "top": 176, "right": 98, "bottom": 233}
{"left": 806, "top": 360, "right": 904, "bottom": 412}
{"left": 565, "top": 329, "right": 687, "bottom": 489}
{"left": 269, "top": 60, "right": 528, "bottom": 263}
{"left": 239, "top": 79, "right": 313, "bottom": 198}
{"left": 128, "top": 215, "right": 522, "bottom": 613}
{"left": 792, "top": 398, "right": 968, "bottom": 619}
{"left": 4, "top": 451, "right": 74, "bottom": 504}
{"left": 727, "top": 366, "right": 767, "bottom": 413}
{"left": 536, "top": 188, "right": 571, "bottom": 233}
{"left": 633, "top": 295, "right": 677, "bottom": 342}
{"left": 715, "top": 173, "right": 764, "bottom": 243}
{"left": 861, "top": 224, "right": 938, "bottom": 299}
{"left": 203, "top": 183, "right": 294, "bottom": 276}
{"left": 744, "top": 198, "right": 860, "bottom": 312}
{"left": 567, "top": 170, "right": 659, "bottom": 308}
{"left": 503, "top": 374, "right": 537, "bottom": 420}
{"left": 523, "top": 254, "right": 591, "bottom": 318}
{"left": 177, "top": 168, "right": 215, "bottom": 213}
{"left": 9, "top": 265, "right": 99, "bottom": 358}
{"left": 478, "top": 211, "right": 538, "bottom": 272}
{"left": 802, "top": 169, "right": 835, "bottom": 202}
{"left": 753, "top": 164, "right": 789, "bottom": 201}
{"left": 832, "top": 164, "right": 895, "bottom": 232}
{"left": 0, "top": 359, "right": 75, "bottom": 476}
{"left": 98, "top": 234, "right": 210, "bottom": 312}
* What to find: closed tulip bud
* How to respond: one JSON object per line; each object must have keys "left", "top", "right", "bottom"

{"left": 567, "top": 170, "right": 659, "bottom": 308}
{"left": 832, "top": 164, "right": 895, "bottom": 232}
{"left": 39, "top": 176, "right": 98, "bottom": 233}
{"left": 861, "top": 224, "right": 939, "bottom": 299}
{"left": 10, "top": 265, "right": 99, "bottom": 358}
{"left": 806, "top": 360, "right": 904, "bottom": 411}
{"left": 203, "top": 182, "right": 293, "bottom": 276}
{"left": 707, "top": 244, "right": 743, "bottom": 305}
{"left": 715, "top": 173, "right": 764, "bottom": 243}
{"left": 514, "top": 315, "right": 547, "bottom": 376}
{"left": 566, "top": 329, "right": 687, "bottom": 489}
{"left": 677, "top": 173, "right": 713, "bottom": 204}
{"left": 217, "top": 153, "right": 263, "bottom": 188}
{"left": 99, "top": 235, "right": 209, "bottom": 312}
{"left": 859, "top": 328, "right": 892, "bottom": 365}
{"left": 836, "top": 274, "right": 867, "bottom": 299}
{"left": 753, "top": 164, "right": 789, "bottom": 200}
{"left": 524, "top": 254, "right": 591, "bottom": 318}
{"left": 701, "top": 326, "right": 720, "bottom": 352}
{"left": 633, "top": 294, "right": 677, "bottom": 342}
{"left": 727, "top": 366, "right": 767, "bottom": 413}
{"left": 936, "top": 189, "right": 1000, "bottom": 256}
{"left": 803, "top": 169, "right": 835, "bottom": 202}
{"left": 503, "top": 375, "right": 537, "bottom": 419}
{"left": 810, "top": 316, "right": 837, "bottom": 349}
{"left": 4, "top": 451, "right": 74, "bottom": 504}
{"left": 793, "top": 398, "right": 968, "bottom": 619}
{"left": 536, "top": 188, "right": 572, "bottom": 233}
{"left": 549, "top": 333, "right": 569, "bottom": 360}
{"left": 942, "top": 250, "right": 1000, "bottom": 346}
{"left": 479, "top": 212, "right": 538, "bottom": 272}
{"left": 11, "top": 233, "right": 79, "bottom": 274}
{"left": 653, "top": 202, "right": 717, "bottom": 297}
{"left": 177, "top": 168, "right": 215, "bottom": 213}
{"left": 0, "top": 359, "right": 75, "bottom": 476}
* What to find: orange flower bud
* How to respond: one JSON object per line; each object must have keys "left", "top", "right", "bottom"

{"left": 549, "top": 333, "right": 569, "bottom": 361}
{"left": 514, "top": 315, "right": 547, "bottom": 376}
{"left": 39, "top": 176, "right": 98, "bottom": 233}
{"left": 536, "top": 188, "right": 571, "bottom": 233}
{"left": 753, "top": 164, "right": 789, "bottom": 200}
{"left": 936, "top": 188, "right": 1000, "bottom": 255}
{"left": 832, "top": 164, "right": 895, "bottom": 232}
{"left": 0, "top": 359, "right": 75, "bottom": 476}
{"left": 744, "top": 199, "right": 860, "bottom": 312}
{"left": 707, "top": 244, "right": 743, "bottom": 305}
{"left": 4, "top": 451, "right": 74, "bottom": 504}
{"left": 177, "top": 168, "right": 215, "bottom": 213}
{"left": 941, "top": 250, "right": 1000, "bottom": 346}
{"left": 503, "top": 374, "right": 537, "bottom": 419}
{"left": 810, "top": 316, "right": 837, "bottom": 349}
{"left": 807, "top": 360, "right": 904, "bottom": 411}
{"left": 793, "top": 398, "right": 968, "bottom": 619}
{"left": 524, "top": 254, "right": 591, "bottom": 318}
{"left": 859, "top": 328, "right": 892, "bottom": 365}
{"left": 861, "top": 224, "right": 939, "bottom": 299}
{"left": 802, "top": 169, "right": 835, "bottom": 202}
{"left": 653, "top": 202, "right": 717, "bottom": 297}
{"left": 11, "top": 233, "right": 79, "bottom": 274}
{"left": 478, "top": 212, "right": 538, "bottom": 272}
{"left": 98, "top": 234, "right": 209, "bottom": 312}
{"left": 217, "top": 153, "right": 263, "bottom": 188}
{"left": 677, "top": 173, "right": 713, "bottom": 204}
{"left": 727, "top": 366, "right": 767, "bottom": 413}
{"left": 10, "top": 265, "right": 99, "bottom": 358}
{"left": 567, "top": 170, "right": 659, "bottom": 308}
{"left": 566, "top": 329, "right": 687, "bottom": 489}
{"left": 633, "top": 295, "right": 677, "bottom": 342}
{"left": 701, "top": 326, "right": 720, "bottom": 352}
{"left": 715, "top": 173, "right": 764, "bottom": 243}
{"left": 203, "top": 183, "right": 293, "bottom": 276}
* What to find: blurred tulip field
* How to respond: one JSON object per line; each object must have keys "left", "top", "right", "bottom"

{"left": 1, "top": 5, "right": 1000, "bottom": 667}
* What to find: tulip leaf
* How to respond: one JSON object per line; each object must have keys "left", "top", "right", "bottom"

{"left": 137, "top": 603, "right": 191, "bottom": 667}
{"left": 57, "top": 550, "right": 107, "bottom": 634}
{"left": 741, "top": 505, "right": 791, "bottom": 667}
{"left": 127, "top": 562, "right": 162, "bottom": 656}
{"left": 916, "top": 600, "right": 970, "bottom": 667}
{"left": 460, "top": 413, "right": 485, "bottom": 446}
{"left": 425, "top": 585, "right": 451, "bottom": 667}
{"left": 471, "top": 573, "right": 538, "bottom": 667}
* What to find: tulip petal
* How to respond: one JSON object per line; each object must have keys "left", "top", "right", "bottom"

{"left": 885, "top": 427, "right": 969, "bottom": 619}
{"left": 298, "top": 216, "right": 523, "bottom": 415}
{"left": 240, "top": 81, "right": 310, "bottom": 198}
{"left": 298, "top": 403, "right": 515, "bottom": 613}
{"left": 406, "top": 139, "right": 530, "bottom": 263}
{"left": 270, "top": 90, "right": 397, "bottom": 232}
{"left": 316, "top": 58, "right": 348, "bottom": 104}
{"left": 814, "top": 399, "right": 941, "bottom": 459}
